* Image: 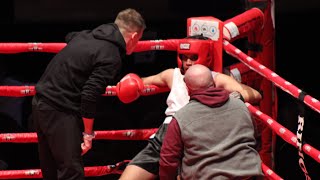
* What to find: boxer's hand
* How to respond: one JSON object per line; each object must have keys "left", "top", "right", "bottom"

{"left": 116, "top": 73, "right": 144, "bottom": 103}
{"left": 81, "top": 132, "right": 95, "bottom": 155}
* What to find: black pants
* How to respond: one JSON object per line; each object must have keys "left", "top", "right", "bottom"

{"left": 32, "top": 96, "right": 84, "bottom": 180}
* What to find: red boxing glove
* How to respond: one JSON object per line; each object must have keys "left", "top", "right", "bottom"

{"left": 116, "top": 73, "right": 144, "bottom": 103}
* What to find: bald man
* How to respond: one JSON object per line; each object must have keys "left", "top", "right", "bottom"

{"left": 159, "top": 64, "right": 264, "bottom": 180}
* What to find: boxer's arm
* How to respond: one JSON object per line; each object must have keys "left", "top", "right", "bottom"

{"left": 142, "top": 68, "right": 174, "bottom": 89}
{"left": 240, "top": 83, "right": 262, "bottom": 104}
{"left": 214, "top": 73, "right": 262, "bottom": 104}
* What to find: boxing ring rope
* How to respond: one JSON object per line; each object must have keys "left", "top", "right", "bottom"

{"left": 0, "top": 102, "right": 289, "bottom": 180}
{"left": 0, "top": 163, "right": 282, "bottom": 180}
{"left": 0, "top": 39, "right": 181, "bottom": 54}
{"left": 0, "top": 39, "right": 317, "bottom": 179}
{"left": 0, "top": 160, "right": 130, "bottom": 179}
{"left": 3, "top": 101, "right": 317, "bottom": 175}
{"left": 261, "top": 163, "right": 283, "bottom": 180}
{"left": 223, "top": 39, "right": 320, "bottom": 179}
{"left": 0, "top": 128, "right": 157, "bottom": 143}
{"left": 223, "top": 40, "right": 320, "bottom": 114}
{"left": 0, "top": 39, "right": 180, "bottom": 54}
{"left": 246, "top": 103, "right": 320, "bottom": 163}
{"left": 4, "top": 39, "right": 320, "bottom": 115}
{"left": 0, "top": 116, "right": 283, "bottom": 179}
{"left": 0, "top": 85, "right": 170, "bottom": 97}
{"left": 0, "top": 41, "right": 284, "bottom": 179}
{"left": 0, "top": 43, "right": 66, "bottom": 54}
{"left": 0, "top": 8, "right": 315, "bottom": 177}
{"left": 1, "top": 40, "right": 320, "bottom": 120}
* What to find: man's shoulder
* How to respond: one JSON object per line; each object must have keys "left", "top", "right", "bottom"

{"left": 164, "top": 68, "right": 178, "bottom": 73}
{"left": 161, "top": 68, "right": 176, "bottom": 77}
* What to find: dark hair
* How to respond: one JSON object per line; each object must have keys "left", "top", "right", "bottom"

{"left": 185, "top": 34, "right": 209, "bottom": 40}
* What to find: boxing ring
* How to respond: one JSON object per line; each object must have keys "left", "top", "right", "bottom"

{"left": 1, "top": 4, "right": 320, "bottom": 180}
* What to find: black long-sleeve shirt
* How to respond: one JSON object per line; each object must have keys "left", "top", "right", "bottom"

{"left": 35, "top": 23, "right": 126, "bottom": 118}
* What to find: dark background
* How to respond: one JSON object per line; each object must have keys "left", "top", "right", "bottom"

{"left": 0, "top": 0, "right": 320, "bottom": 179}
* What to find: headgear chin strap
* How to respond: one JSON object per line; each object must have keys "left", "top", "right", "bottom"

{"left": 177, "top": 39, "right": 213, "bottom": 70}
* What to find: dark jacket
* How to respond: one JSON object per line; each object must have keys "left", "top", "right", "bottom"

{"left": 35, "top": 23, "right": 126, "bottom": 118}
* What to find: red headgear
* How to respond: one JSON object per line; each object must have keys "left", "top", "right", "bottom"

{"left": 177, "top": 39, "right": 213, "bottom": 70}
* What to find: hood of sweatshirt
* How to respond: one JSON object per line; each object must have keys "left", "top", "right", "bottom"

{"left": 190, "top": 86, "right": 229, "bottom": 107}
{"left": 65, "top": 23, "right": 126, "bottom": 53}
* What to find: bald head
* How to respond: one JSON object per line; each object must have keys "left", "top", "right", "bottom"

{"left": 184, "top": 64, "right": 214, "bottom": 91}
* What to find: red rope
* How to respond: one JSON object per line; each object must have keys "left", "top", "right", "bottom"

{"left": 0, "top": 128, "right": 158, "bottom": 143}
{"left": 0, "top": 85, "right": 169, "bottom": 97}
{"left": 246, "top": 103, "right": 320, "bottom": 163}
{"left": 0, "top": 160, "right": 130, "bottom": 179}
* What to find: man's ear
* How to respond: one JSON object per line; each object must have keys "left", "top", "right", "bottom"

{"left": 131, "top": 32, "right": 138, "bottom": 40}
